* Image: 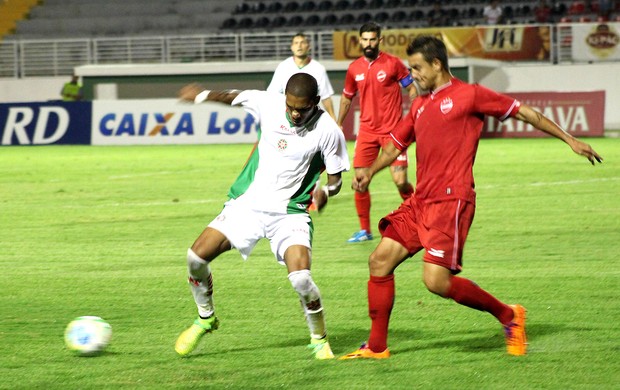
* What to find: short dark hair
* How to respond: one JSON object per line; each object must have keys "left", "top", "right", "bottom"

{"left": 292, "top": 32, "right": 308, "bottom": 43}
{"left": 285, "top": 73, "right": 318, "bottom": 98}
{"left": 359, "top": 22, "right": 381, "bottom": 37}
{"left": 406, "top": 35, "right": 449, "bottom": 71}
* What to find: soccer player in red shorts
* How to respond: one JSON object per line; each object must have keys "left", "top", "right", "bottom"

{"left": 337, "top": 22, "right": 417, "bottom": 243}
{"left": 341, "top": 35, "right": 602, "bottom": 359}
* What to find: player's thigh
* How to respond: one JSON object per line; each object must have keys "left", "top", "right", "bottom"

{"left": 191, "top": 227, "right": 232, "bottom": 262}
{"left": 420, "top": 200, "right": 475, "bottom": 274}
{"left": 368, "top": 236, "right": 411, "bottom": 276}
{"left": 207, "top": 200, "right": 264, "bottom": 260}
{"left": 353, "top": 131, "right": 381, "bottom": 168}
{"left": 267, "top": 213, "right": 313, "bottom": 266}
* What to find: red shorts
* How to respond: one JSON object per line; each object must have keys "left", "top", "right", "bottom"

{"left": 379, "top": 197, "right": 475, "bottom": 274}
{"left": 353, "top": 130, "right": 408, "bottom": 168}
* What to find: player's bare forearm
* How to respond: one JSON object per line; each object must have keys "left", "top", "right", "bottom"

{"left": 322, "top": 97, "right": 337, "bottom": 121}
{"left": 178, "top": 83, "right": 240, "bottom": 105}
{"left": 516, "top": 105, "right": 603, "bottom": 165}
{"left": 337, "top": 96, "right": 352, "bottom": 127}
{"left": 369, "top": 142, "right": 402, "bottom": 177}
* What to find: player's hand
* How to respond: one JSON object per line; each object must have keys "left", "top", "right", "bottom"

{"left": 569, "top": 138, "right": 603, "bottom": 165}
{"left": 352, "top": 172, "right": 370, "bottom": 192}
{"left": 178, "top": 83, "right": 204, "bottom": 102}
{"left": 312, "top": 186, "right": 328, "bottom": 213}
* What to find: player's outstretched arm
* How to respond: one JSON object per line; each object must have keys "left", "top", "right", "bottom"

{"left": 515, "top": 104, "right": 603, "bottom": 165}
{"left": 178, "top": 83, "right": 241, "bottom": 105}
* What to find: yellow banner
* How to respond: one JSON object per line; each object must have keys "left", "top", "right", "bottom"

{"left": 333, "top": 26, "right": 550, "bottom": 61}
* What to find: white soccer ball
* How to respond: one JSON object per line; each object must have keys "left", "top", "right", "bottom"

{"left": 64, "top": 316, "right": 112, "bottom": 356}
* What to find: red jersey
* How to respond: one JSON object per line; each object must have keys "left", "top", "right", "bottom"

{"left": 343, "top": 51, "right": 412, "bottom": 135}
{"left": 391, "top": 77, "right": 520, "bottom": 203}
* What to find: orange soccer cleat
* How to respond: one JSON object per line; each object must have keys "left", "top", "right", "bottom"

{"left": 339, "top": 342, "right": 390, "bottom": 360}
{"left": 504, "top": 304, "right": 527, "bottom": 356}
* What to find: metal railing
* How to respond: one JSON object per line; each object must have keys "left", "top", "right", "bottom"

{"left": 0, "top": 25, "right": 594, "bottom": 78}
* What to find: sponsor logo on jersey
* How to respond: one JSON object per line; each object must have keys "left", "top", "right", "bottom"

{"left": 355, "top": 73, "right": 365, "bottom": 81}
{"left": 277, "top": 139, "right": 288, "bottom": 151}
{"left": 376, "top": 70, "right": 387, "bottom": 82}
{"left": 428, "top": 248, "right": 445, "bottom": 258}
{"left": 440, "top": 97, "right": 453, "bottom": 114}
{"left": 416, "top": 105, "right": 425, "bottom": 119}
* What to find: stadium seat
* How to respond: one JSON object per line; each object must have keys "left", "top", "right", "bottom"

{"left": 402, "top": 0, "right": 418, "bottom": 6}
{"left": 234, "top": 3, "right": 250, "bottom": 14}
{"left": 334, "top": 0, "right": 351, "bottom": 11}
{"left": 221, "top": 17, "right": 237, "bottom": 29}
{"left": 270, "top": 15, "right": 287, "bottom": 28}
{"left": 266, "top": 2, "right": 283, "bottom": 13}
{"left": 352, "top": 0, "right": 368, "bottom": 8}
{"left": 254, "top": 16, "right": 270, "bottom": 28}
{"left": 338, "top": 13, "right": 355, "bottom": 25}
{"left": 286, "top": 15, "right": 304, "bottom": 27}
{"left": 385, "top": 0, "right": 401, "bottom": 7}
{"left": 238, "top": 17, "right": 254, "bottom": 29}
{"left": 391, "top": 10, "right": 406, "bottom": 23}
{"left": 375, "top": 11, "right": 389, "bottom": 23}
{"left": 369, "top": 0, "right": 384, "bottom": 8}
{"left": 317, "top": 0, "right": 333, "bottom": 11}
{"left": 357, "top": 12, "right": 372, "bottom": 24}
{"left": 304, "top": 14, "right": 321, "bottom": 26}
{"left": 283, "top": 2, "right": 300, "bottom": 12}
{"left": 321, "top": 14, "right": 338, "bottom": 26}
{"left": 299, "top": 1, "right": 317, "bottom": 12}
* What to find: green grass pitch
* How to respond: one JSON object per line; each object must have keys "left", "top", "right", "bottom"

{"left": 1, "top": 138, "right": 618, "bottom": 389}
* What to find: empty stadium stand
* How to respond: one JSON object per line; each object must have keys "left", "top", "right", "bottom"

{"left": 5, "top": 0, "right": 617, "bottom": 40}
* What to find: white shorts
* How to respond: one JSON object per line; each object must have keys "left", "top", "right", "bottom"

{"left": 208, "top": 198, "right": 313, "bottom": 264}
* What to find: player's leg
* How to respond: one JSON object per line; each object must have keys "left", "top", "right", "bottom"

{"left": 340, "top": 236, "right": 410, "bottom": 359}
{"left": 175, "top": 227, "right": 231, "bottom": 356}
{"left": 284, "top": 245, "right": 334, "bottom": 359}
{"left": 349, "top": 132, "right": 379, "bottom": 242}
{"left": 421, "top": 200, "right": 527, "bottom": 355}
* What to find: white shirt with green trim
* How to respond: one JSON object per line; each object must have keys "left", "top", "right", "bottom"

{"left": 267, "top": 57, "right": 335, "bottom": 101}
{"left": 228, "top": 90, "right": 349, "bottom": 214}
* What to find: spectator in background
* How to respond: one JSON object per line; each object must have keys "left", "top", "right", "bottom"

{"left": 483, "top": 0, "right": 503, "bottom": 24}
{"left": 268, "top": 33, "right": 336, "bottom": 120}
{"left": 534, "top": 0, "right": 552, "bottom": 23}
{"left": 61, "top": 74, "right": 83, "bottom": 101}
{"left": 597, "top": 0, "right": 613, "bottom": 21}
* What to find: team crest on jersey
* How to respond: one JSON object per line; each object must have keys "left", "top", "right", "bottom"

{"left": 277, "top": 139, "right": 288, "bottom": 151}
{"left": 376, "top": 70, "right": 386, "bottom": 82}
{"left": 440, "top": 97, "right": 453, "bottom": 114}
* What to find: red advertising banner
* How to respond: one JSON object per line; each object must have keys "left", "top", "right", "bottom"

{"left": 341, "top": 91, "right": 605, "bottom": 141}
{"left": 483, "top": 91, "right": 605, "bottom": 138}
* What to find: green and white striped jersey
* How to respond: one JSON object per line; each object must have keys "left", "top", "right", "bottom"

{"left": 228, "top": 90, "right": 349, "bottom": 214}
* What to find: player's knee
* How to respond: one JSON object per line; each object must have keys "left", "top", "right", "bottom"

{"left": 187, "top": 248, "right": 209, "bottom": 277}
{"left": 423, "top": 273, "right": 450, "bottom": 297}
{"left": 288, "top": 269, "right": 319, "bottom": 299}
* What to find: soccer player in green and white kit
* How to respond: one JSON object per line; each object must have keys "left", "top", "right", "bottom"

{"left": 174, "top": 73, "right": 350, "bottom": 360}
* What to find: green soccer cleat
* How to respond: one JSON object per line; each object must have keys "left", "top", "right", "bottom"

{"left": 308, "top": 337, "right": 335, "bottom": 360}
{"left": 175, "top": 316, "right": 219, "bottom": 356}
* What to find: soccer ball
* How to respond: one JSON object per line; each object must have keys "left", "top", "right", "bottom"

{"left": 64, "top": 316, "right": 112, "bottom": 356}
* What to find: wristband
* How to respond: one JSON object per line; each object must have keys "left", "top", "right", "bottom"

{"left": 194, "top": 90, "right": 211, "bottom": 104}
{"left": 321, "top": 185, "right": 330, "bottom": 198}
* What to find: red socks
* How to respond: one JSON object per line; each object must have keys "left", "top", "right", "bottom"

{"left": 368, "top": 274, "right": 395, "bottom": 352}
{"left": 354, "top": 191, "right": 371, "bottom": 233}
{"left": 447, "top": 276, "right": 514, "bottom": 325}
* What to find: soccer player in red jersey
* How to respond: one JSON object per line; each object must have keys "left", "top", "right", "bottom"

{"left": 341, "top": 35, "right": 602, "bottom": 359}
{"left": 337, "top": 22, "right": 417, "bottom": 243}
